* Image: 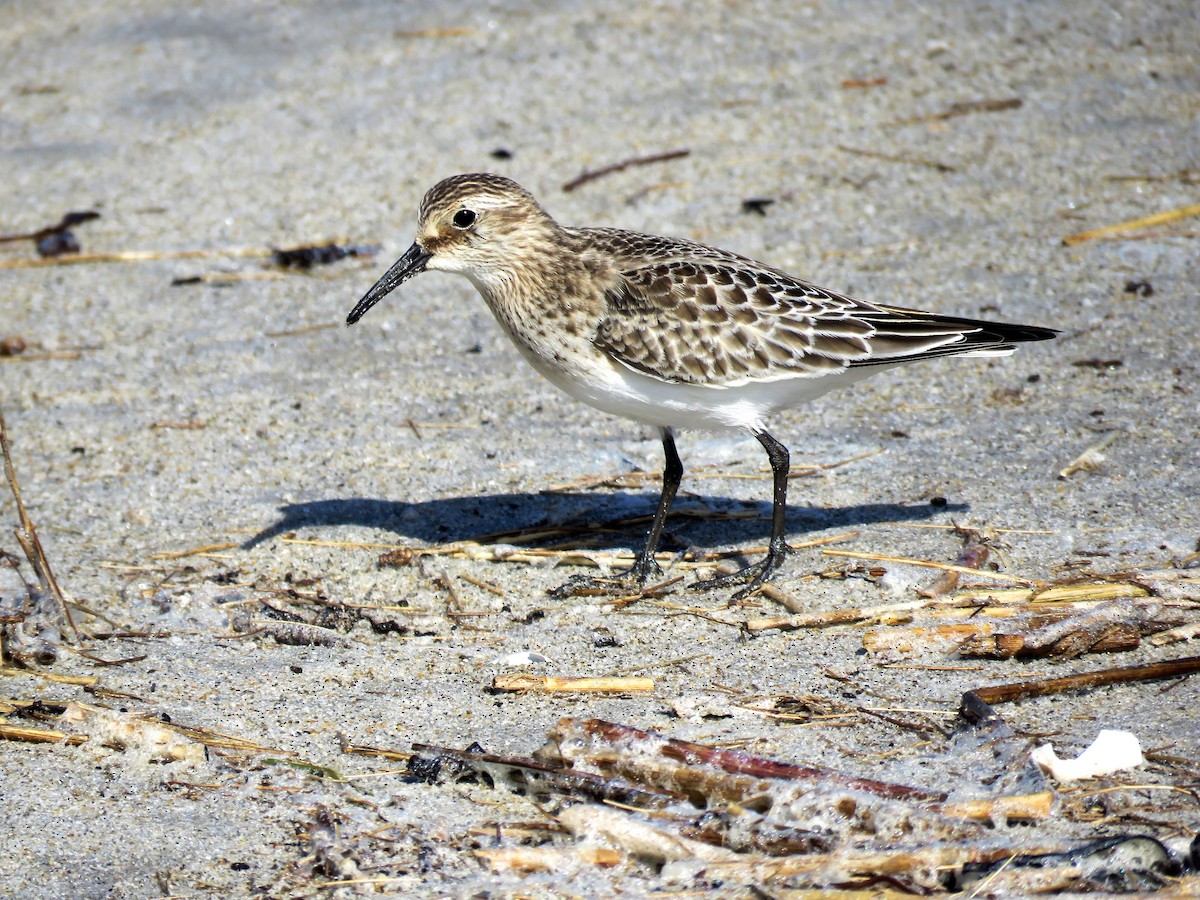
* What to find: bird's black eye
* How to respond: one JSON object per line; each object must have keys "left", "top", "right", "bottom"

{"left": 452, "top": 208, "right": 477, "bottom": 229}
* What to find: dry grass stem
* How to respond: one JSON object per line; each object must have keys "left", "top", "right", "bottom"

{"left": 0, "top": 722, "right": 88, "bottom": 745}
{"left": 821, "top": 548, "right": 1033, "bottom": 585}
{"left": 1063, "top": 201, "right": 1200, "bottom": 246}
{"left": 148, "top": 542, "right": 239, "bottom": 560}
{"left": 1, "top": 411, "right": 79, "bottom": 642}
{"left": 0, "top": 246, "right": 274, "bottom": 269}
{"left": 0, "top": 666, "right": 98, "bottom": 685}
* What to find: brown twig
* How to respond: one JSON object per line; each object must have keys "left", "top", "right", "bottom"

{"left": 960, "top": 655, "right": 1200, "bottom": 723}
{"left": 888, "top": 96, "right": 1022, "bottom": 126}
{"left": 0, "top": 211, "right": 100, "bottom": 243}
{"left": 837, "top": 144, "right": 956, "bottom": 173}
{"left": 562, "top": 150, "right": 691, "bottom": 192}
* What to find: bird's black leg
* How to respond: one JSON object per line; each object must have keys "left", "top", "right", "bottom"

{"left": 550, "top": 427, "right": 683, "bottom": 598}
{"left": 627, "top": 427, "right": 683, "bottom": 584}
{"left": 755, "top": 427, "right": 793, "bottom": 579}
{"left": 693, "top": 428, "right": 794, "bottom": 598}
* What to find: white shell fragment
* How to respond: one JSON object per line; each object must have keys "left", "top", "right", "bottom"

{"left": 494, "top": 651, "right": 550, "bottom": 666}
{"left": 1031, "top": 729, "right": 1145, "bottom": 783}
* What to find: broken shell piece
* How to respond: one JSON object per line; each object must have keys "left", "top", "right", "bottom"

{"left": 1030, "top": 729, "right": 1144, "bottom": 782}
{"left": 494, "top": 651, "right": 550, "bottom": 666}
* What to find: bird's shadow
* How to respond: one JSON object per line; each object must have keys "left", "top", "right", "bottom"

{"left": 243, "top": 490, "right": 963, "bottom": 551}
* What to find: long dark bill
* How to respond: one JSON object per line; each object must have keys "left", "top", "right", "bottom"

{"left": 346, "top": 242, "right": 433, "bottom": 325}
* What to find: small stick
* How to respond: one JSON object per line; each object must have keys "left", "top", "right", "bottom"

{"left": 1063, "top": 201, "right": 1200, "bottom": 246}
{"left": 837, "top": 144, "right": 956, "bottom": 173}
{"left": 1, "top": 411, "right": 79, "bottom": 640}
{"left": 562, "top": 149, "right": 690, "bottom": 192}
{"left": 491, "top": 674, "right": 654, "bottom": 693}
{"left": 960, "top": 655, "right": 1200, "bottom": 719}
{"left": 841, "top": 76, "right": 888, "bottom": 88}
{"left": 888, "top": 96, "right": 1022, "bottom": 126}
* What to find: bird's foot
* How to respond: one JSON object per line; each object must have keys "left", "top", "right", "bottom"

{"left": 549, "top": 551, "right": 677, "bottom": 600}
{"left": 691, "top": 540, "right": 793, "bottom": 601}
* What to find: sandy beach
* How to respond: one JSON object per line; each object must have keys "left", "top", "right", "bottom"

{"left": 2, "top": 1, "right": 1198, "bottom": 896}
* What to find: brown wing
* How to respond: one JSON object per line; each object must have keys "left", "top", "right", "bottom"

{"left": 593, "top": 259, "right": 1016, "bottom": 386}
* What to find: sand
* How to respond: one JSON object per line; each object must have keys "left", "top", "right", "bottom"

{"left": 2, "top": 1, "right": 1198, "bottom": 896}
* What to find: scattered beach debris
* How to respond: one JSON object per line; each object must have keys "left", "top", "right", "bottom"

{"left": 387, "top": 716, "right": 1196, "bottom": 893}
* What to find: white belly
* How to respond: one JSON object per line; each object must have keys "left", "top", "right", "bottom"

{"left": 530, "top": 351, "right": 887, "bottom": 431}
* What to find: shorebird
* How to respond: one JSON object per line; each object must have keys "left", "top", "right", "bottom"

{"left": 348, "top": 174, "right": 1056, "bottom": 597}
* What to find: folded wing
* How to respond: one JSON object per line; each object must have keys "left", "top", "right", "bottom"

{"left": 594, "top": 259, "right": 1056, "bottom": 386}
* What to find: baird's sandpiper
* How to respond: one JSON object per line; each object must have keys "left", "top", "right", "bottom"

{"left": 348, "top": 173, "right": 1056, "bottom": 597}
